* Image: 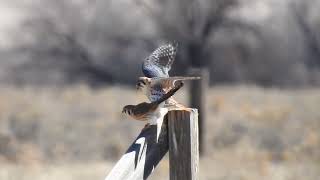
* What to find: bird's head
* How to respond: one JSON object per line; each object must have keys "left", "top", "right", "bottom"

{"left": 136, "top": 77, "right": 151, "bottom": 91}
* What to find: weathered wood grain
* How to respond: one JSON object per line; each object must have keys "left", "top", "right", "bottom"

{"left": 168, "top": 110, "right": 199, "bottom": 180}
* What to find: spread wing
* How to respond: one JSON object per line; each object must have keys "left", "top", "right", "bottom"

{"left": 142, "top": 43, "right": 178, "bottom": 78}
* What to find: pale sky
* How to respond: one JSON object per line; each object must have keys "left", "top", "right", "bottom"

{"left": 0, "top": 1, "right": 26, "bottom": 48}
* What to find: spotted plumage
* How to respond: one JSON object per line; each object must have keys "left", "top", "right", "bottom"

{"left": 142, "top": 43, "right": 178, "bottom": 78}
{"left": 122, "top": 42, "right": 200, "bottom": 142}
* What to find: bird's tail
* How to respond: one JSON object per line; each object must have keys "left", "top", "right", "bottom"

{"left": 151, "top": 76, "right": 200, "bottom": 87}
{"left": 173, "top": 76, "right": 201, "bottom": 81}
{"left": 154, "top": 76, "right": 201, "bottom": 81}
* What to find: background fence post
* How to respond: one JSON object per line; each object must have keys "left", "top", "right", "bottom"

{"left": 189, "top": 68, "right": 209, "bottom": 155}
{"left": 168, "top": 110, "right": 199, "bottom": 180}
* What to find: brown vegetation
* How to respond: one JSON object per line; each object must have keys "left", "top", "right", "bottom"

{"left": 0, "top": 85, "right": 319, "bottom": 179}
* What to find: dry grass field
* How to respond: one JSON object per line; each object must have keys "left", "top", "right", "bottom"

{"left": 0, "top": 84, "right": 319, "bottom": 180}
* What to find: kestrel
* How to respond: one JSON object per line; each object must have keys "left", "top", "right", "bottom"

{"left": 139, "top": 42, "right": 200, "bottom": 111}
{"left": 122, "top": 81, "right": 184, "bottom": 141}
{"left": 136, "top": 76, "right": 200, "bottom": 111}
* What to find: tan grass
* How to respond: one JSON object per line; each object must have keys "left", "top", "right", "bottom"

{"left": 0, "top": 84, "right": 319, "bottom": 179}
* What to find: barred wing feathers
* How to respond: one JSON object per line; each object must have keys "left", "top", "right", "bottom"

{"left": 142, "top": 43, "right": 178, "bottom": 78}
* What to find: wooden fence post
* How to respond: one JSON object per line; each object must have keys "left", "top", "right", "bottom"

{"left": 168, "top": 110, "right": 199, "bottom": 180}
{"left": 189, "top": 68, "right": 209, "bottom": 155}
{"left": 105, "top": 110, "right": 199, "bottom": 180}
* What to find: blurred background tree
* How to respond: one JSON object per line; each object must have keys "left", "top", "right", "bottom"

{"left": 0, "top": 1, "right": 320, "bottom": 179}
{"left": 0, "top": 0, "right": 319, "bottom": 87}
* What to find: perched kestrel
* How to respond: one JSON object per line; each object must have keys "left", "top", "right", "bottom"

{"left": 123, "top": 42, "right": 199, "bottom": 141}
{"left": 122, "top": 81, "right": 184, "bottom": 141}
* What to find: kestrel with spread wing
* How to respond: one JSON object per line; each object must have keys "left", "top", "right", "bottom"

{"left": 139, "top": 42, "right": 200, "bottom": 111}
{"left": 123, "top": 81, "right": 184, "bottom": 141}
